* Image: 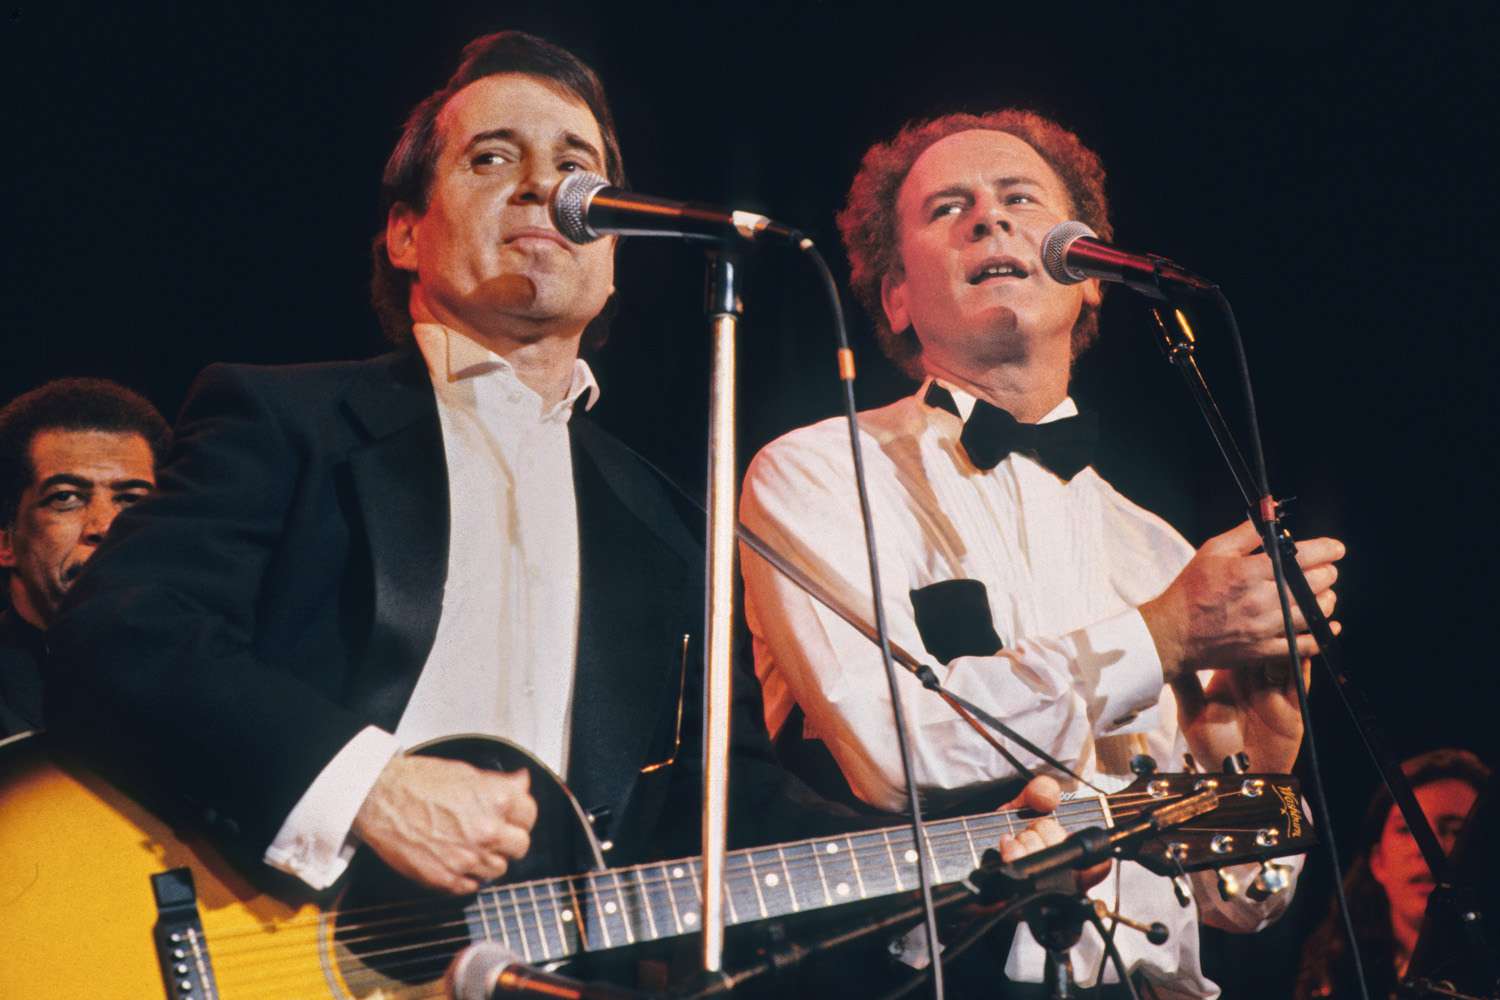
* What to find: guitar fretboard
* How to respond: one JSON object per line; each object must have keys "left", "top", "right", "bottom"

{"left": 462, "top": 796, "right": 1110, "bottom": 964}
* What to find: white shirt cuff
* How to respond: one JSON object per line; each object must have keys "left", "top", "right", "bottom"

{"left": 1071, "top": 609, "right": 1166, "bottom": 735}
{"left": 263, "top": 725, "right": 403, "bottom": 890}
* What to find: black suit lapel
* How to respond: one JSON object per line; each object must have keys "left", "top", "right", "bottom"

{"left": 340, "top": 351, "right": 450, "bottom": 730}
{"left": 567, "top": 418, "right": 698, "bottom": 825}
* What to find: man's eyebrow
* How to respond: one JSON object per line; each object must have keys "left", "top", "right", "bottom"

{"left": 108, "top": 479, "right": 156, "bottom": 492}
{"left": 920, "top": 185, "right": 973, "bottom": 209}
{"left": 35, "top": 473, "right": 94, "bottom": 492}
{"left": 557, "top": 131, "right": 603, "bottom": 166}
{"left": 462, "top": 128, "right": 602, "bottom": 168}
{"left": 464, "top": 128, "right": 519, "bottom": 151}
{"left": 994, "top": 174, "right": 1046, "bottom": 190}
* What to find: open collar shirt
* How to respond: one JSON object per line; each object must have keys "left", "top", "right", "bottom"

{"left": 265, "top": 324, "right": 595, "bottom": 889}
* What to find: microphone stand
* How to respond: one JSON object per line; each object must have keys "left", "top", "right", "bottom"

{"left": 699, "top": 246, "right": 743, "bottom": 978}
{"left": 669, "top": 884, "right": 980, "bottom": 1000}
{"left": 1145, "top": 295, "right": 1497, "bottom": 983}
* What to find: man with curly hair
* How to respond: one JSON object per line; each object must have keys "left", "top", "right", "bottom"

{"left": 739, "top": 110, "right": 1346, "bottom": 996}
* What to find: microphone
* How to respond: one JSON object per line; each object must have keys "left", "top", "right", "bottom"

{"left": 1040, "top": 221, "right": 1217, "bottom": 301}
{"left": 550, "top": 172, "right": 808, "bottom": 248}
{"left": 447, "top": 942, "right": 651, "bottom": 1000}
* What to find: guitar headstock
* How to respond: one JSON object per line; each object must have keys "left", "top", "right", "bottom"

{"left": 1114, "top": 772, "right": 1314, "bottom": 877}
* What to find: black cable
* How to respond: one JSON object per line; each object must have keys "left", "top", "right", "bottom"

{"left": 802, "top": 241, "right": 945, "bottom": 1000}
{"left": 1211, "top": 286, "right": 1372, "bottom": 1000}
{"left": 871, "top": 892, "right": 1047, "bottom": 1000}
{"left": 1084, "top": 909, "right": 1144, "bottom": 1000}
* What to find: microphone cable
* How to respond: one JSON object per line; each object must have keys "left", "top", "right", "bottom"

{"left": 1206, "top": 287, "right": 1371, "bottom": 1000}
{"left": 798, "top": 239, "right": 947, "bottom": 1000}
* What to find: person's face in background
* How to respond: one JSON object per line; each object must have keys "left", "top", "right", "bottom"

{"left": 0, "top": 429, "right": 155, "bottom": 628}
{"left": 1370, "top": 777, "right": 1479, "bottom": 948}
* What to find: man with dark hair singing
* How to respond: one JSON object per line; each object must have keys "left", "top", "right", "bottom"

{"left": 0, "top": 377, "right": 167, "bottom": 739}
{"left": 739, "top": 110, "right": 1346, "bottom": 996}
{"left": 48, "top": 31, "right": 849, "bottom": 908}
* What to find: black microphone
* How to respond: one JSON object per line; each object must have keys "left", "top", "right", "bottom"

{"left": 447, "top": 942, "right": 651, "bottom": 1000}
{"left": 549, "top": 172, "right": 807, "bottom": 247}
{"left": 1040, "top": 221, "right": 1217, "bottom": 301}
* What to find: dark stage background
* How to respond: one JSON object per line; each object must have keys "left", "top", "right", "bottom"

{"left": 6, "top": 2, "right": 1497, "bottom": 994}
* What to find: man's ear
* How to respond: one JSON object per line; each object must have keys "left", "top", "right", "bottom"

{"left": 1082, "top": 276, "right": 1102, "bottom": 309}
{"left": 0, "top": 525, "right": 16, "bottom": 570}
{"left": 386, "top": 202, "right": 422, "bottom": 273}
{"left": 881, "top": 269, "right": 910, "bottom": 335}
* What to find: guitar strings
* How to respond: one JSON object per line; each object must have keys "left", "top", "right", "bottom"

{"left": 202, "top": 798, "right": 1114, "bottom": 948}
{"left": 201, "top": 802, "right": 1118, "bottom": 969}
{"left": 201, "top": 786, "right": 1274, "bottom": 977}
{"left": 205, "top": 789, "right": 1263, "bottom": 958}
{"left": 198, "top": 789, "right": 1287, "bottom": 996}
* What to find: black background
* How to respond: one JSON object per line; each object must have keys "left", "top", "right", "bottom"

{"left": 6, "top": 2, "right": 1497, "bottom": 993}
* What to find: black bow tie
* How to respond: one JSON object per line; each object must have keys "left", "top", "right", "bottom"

{"left": 924, "top": 384, "right": 1098, "bottom": 481}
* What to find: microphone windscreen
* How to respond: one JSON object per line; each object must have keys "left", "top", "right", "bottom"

{"left": 447, "top": 941, "right": 522, "bottom": 1000}
{"left": 1040, "top": 220, "right": 1097, "bottom": 284}
{"left": 551, "top": 171, "right": 610, "bottom": 245}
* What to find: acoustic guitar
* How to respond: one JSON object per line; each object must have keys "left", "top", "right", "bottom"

{"left": 0, "top": 732, "right": 1312, "bottom": 999}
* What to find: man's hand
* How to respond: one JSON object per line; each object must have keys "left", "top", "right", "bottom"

{"left": 997, "top": 775, "right": 1109, "bottom": 891}
{"left": 1140, "top": 519, "right": 1344, "bottom": 682}
{"left": 352, "top": 755, "right": 538, "bottom": 894}
{"left": 1173, "top": 657, "right": 1313, "bottom": 775}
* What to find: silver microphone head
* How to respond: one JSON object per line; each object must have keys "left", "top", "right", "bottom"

{"left": 550, "top": 171, "right": 610, "bottom": 245}
{"left": 1040, "top": 220, "right": 1098, "bottom": 284}
{"left": 446, "top": 941, "right": 522, "bottom": 1000}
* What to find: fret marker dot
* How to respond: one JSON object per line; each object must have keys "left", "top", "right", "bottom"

{"left": 764, "top": 873, "right": 780, "bottom": 887}
{"left": 684, "top": 912, "right": 697, "bottom": 926}
{"left": 836, "top": 882, "right": 850, "bottom": 897}
{"left": 825, "top": 843, "right": 839, "bottom": 854}
{"left": 604, "top": 901, "right": 618, "bottom": 915}
{"left": 672, "top": 866, "right": 686, "bottom": 879}
{"left": 904, "top": 849, "right": 918, "bottom": 864}
{"left": 560, "top": 910, "right": 573, "bottom": 922}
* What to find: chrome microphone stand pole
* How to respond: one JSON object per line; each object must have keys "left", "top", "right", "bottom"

{"left": 699, "top": 247, "right": 743, "bottom": 978}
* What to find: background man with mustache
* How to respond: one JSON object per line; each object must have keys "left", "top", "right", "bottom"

{"left": 0, "top": 377, "right": 167, "bottom": 739}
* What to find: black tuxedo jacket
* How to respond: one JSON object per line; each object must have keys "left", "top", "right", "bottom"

{"left": 50, "top": 350, "right": 830, "bottom": 869}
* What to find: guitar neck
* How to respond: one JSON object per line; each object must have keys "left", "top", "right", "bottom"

{"left": 465, "top": 795, "right": 1110, "bottom": 964}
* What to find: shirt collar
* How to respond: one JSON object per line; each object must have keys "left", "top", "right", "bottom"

{"left": 413, "top": 322, "right": 599, "bottom": 414}
{"left": 919, "top": 376, "right": 1077, "bottom": 425}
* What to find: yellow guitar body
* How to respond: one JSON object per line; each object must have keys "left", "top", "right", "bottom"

{"left": 0, "top": 736, "right": 407, "bottom": 1000}
{"left": 0, "top": 731, "right": 1312, "bottom": 999}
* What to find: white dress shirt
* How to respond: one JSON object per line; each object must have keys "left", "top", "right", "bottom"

{"left": 264, "top": 324, "right": 596, "bottom": 889}
{"left": 739, "top": 381, "right": 1298, "bottom": 999}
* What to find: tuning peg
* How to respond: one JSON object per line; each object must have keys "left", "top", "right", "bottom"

{"left": 1221, "top": 752, "right": 1251, "bottom": 774}
{"left": 1216, "top": 869, "right": 1241, "bottom": 901}
{"left": 1171, "top": 873, "right": 1192, "bottom": 908}
{"left": 1130, "top": 754, "right": 1158, "bottom": 778}
{"left": 1182, "top": 752, "right": 1198, "bottom": 772}
{"left": 1247, "top": 861, "right": 1293, "bottom": 901}
{"left": 1091, "top": 900, "right": 1170, "bottom": 945}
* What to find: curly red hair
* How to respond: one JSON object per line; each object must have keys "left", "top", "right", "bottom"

{"left": 837, "top": 110, "right": 1113, "bottom": 376}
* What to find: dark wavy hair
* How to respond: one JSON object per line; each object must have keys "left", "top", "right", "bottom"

{"left": 1294, "top": 748, "right": 1491, "bottom": 999}
{"left": 0, "top": 378, "right": 169, "bottom": 527}
{"left": 836, "top": 109, "right": 1112, "bottom": 378}
{"left": 370, "top": 31, "right": 627, "bottom": 348}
